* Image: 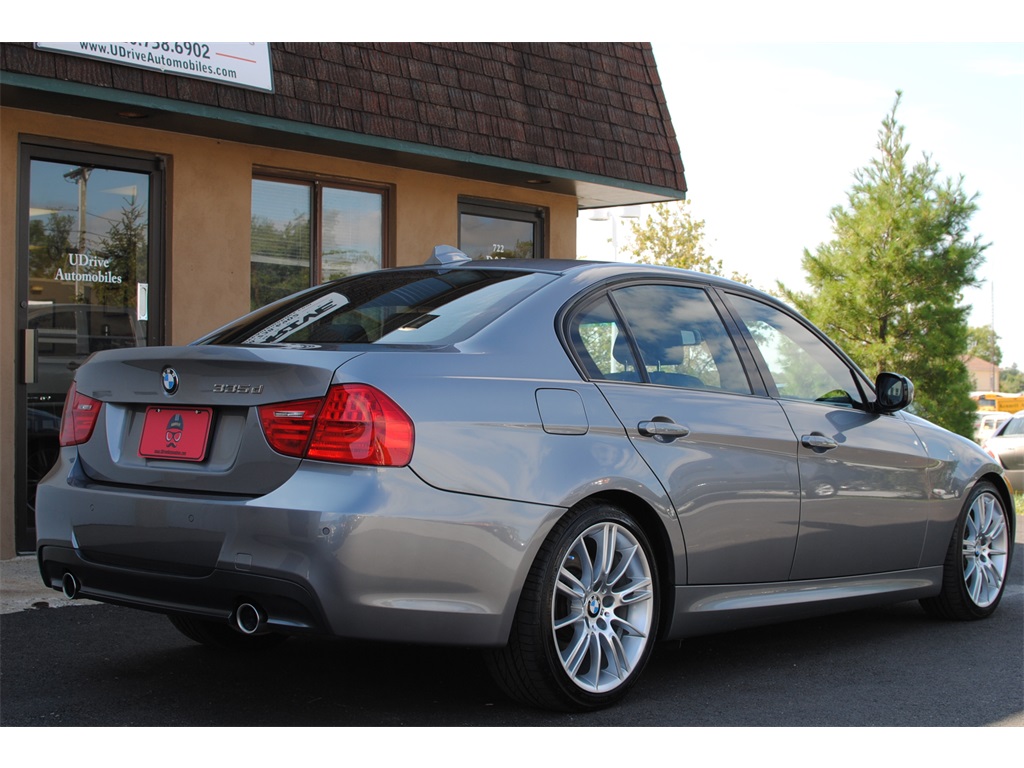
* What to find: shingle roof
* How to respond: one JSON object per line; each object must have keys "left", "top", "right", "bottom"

{"left": 1, "top": 42, "right": 686, "bottom": 198}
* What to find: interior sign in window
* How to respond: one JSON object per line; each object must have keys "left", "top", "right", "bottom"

{"left": 36, "top": 42, "right": 274, "bottom": 92}
{"left": 245, "top": 292, "right": 349, "bottom": 344}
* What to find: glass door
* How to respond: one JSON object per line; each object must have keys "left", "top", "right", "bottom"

{"left": 16, "top": 144, "right": 164, "bottom": 552}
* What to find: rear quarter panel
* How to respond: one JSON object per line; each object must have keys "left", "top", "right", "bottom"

{"left": 330, "top": 293, "right": 688, "bottom": 583}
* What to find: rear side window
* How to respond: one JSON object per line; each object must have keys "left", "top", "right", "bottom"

{"left": 199, "top": 268, "right": 554, "bottom": 346}
{"left": 612, "top": 284, "right": 751, "bottom": 394}
{"left": 566, "top": 283, "right": 751, "bottom": 394}
{"left": 568, "top": 295, "right": 641, "bottom": 383}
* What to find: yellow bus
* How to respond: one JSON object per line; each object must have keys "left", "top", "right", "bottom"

{"left": 972, "top": 392, "right": 1024, "bottom": 413}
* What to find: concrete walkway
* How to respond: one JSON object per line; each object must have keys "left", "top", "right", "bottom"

{"left": 0, "top": 555, "right": 95, "bottom": 614}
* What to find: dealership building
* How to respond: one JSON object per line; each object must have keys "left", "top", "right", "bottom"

{"left": 0, "top": 42, "right": 686, "bottom": 557}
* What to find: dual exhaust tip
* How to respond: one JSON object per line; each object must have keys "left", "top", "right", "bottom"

{"left": 61, "top": 572, "right": 80, "bottom": 599}
{"left": 61, "top": 572, "right": 264, "bottom": 636}
{"left": 234, "top": 602, "right": 263, "bottom": 635}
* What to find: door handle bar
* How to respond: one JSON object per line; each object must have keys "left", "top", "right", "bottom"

{"left": 801, "top": 434, "right": 838, "bottom": 451}
{"left": 638, "top": 421, "right": 690, "bottom": 439}
{"left": 23, "top": 328, "right": 37, "bottom": 385}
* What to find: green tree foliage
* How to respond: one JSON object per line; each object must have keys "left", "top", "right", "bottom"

{"left": 250, "top": 213, "right": 312, "bottom": 309}
{"left": 93, "top": 199, "right": 147, "bottom": 308}
{"left": 28, "top": 212, "right": 75, "bottom": 279}
{"left": 1000, "top": 364, "right": 1024, "bottom": 393}
{"left": 626, "top": 201, "right": 749, "bottom": 283}
{"left": 779, "top": 93, "right": 986, "bottom": 437}
{"left": 966, "top": 325, "right": 1002, "bottom": 366}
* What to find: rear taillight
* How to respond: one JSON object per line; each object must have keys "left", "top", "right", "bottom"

{"left": 58, "top": 382, "right": 103, "bottom": 447}
{"left": 259, "top": 384, "right": 414, "bottom": 466}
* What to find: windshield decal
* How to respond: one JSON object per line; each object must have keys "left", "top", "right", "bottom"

{"left": 244, "top": 292, "right": 349, "bottom": 344}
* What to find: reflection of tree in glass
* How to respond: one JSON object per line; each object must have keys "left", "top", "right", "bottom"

{"left": 322, "top": 248, "right": 379, "bottom": 282}
{"left": 250, "top": 213, "right": 311, "bottom": 309}
{"left": 678, "top": 343, "right": 719, "bottom": 386}
{"left": 509, "top": 240, "right": 533, "bottom": 259}
{"left": 28, "top": 213, "right": 74, "bottom": 279}
{"left": 92, "top": 199, "right": 146, "bottom": 308}
{"left": 750, "top": 321, "right": 842, "bottom": 401}
{"left": 579, "top": 322, "right": 620, "bottom": 376}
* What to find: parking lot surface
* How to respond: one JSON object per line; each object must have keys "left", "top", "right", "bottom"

{"left": 2, "top": 532, "right": 1021, "bottom": 727}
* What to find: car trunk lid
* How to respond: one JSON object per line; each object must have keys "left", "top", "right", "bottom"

{"left": 68, "top": 345, "right": 363, "bottom": 495}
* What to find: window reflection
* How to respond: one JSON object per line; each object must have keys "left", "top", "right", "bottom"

{"left": 250, "top": 178, "right": 385, "bottom": 309}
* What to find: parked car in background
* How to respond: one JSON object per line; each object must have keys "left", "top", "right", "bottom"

{"left": 36, "top": 252, "right": 1015, "bottom": 711}
{"left": 973, "top": 410, "right": 1013, "bottom": 444}
{"left": 983, "top": 410, "right": 1024, "bottom": 490}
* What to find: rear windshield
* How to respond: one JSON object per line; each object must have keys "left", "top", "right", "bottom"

{"left": 197, "top": 268, "right": 555, "bottom": 346}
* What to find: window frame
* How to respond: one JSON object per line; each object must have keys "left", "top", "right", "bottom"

{"left": 457, "top": 197, "right": 547, "bottom": 260}
{"left": 251, "top": 170, "right": 393, "bottom": 306}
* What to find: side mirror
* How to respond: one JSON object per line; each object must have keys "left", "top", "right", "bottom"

{"left": 874, "top": 372, "right": 914, "bottom": 414}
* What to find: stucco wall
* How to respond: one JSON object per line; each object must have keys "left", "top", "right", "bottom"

{"left": 0, "top": 106, "right": 579, "bottom": 557}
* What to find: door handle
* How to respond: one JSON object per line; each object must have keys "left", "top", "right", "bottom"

{"left": 801, "top": 433, "right": 838, "bottom": 452}
{"left": 638, "top": 420, "right": 690, "bottom": 443}
{"left": 23, "top": 328, "right": 37, "bottom": 385}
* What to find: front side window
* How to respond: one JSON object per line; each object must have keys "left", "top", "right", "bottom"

{"left": 251, "top": 177, "right": 386, "bottom": 309}
{"left": 727, "top": 293, "right": 865, "bottom": 407}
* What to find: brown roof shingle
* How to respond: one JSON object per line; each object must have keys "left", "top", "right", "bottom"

{"left": 1, "top": 42, "right": 685, "bottom": 196}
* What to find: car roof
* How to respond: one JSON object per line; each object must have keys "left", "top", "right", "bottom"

{"left": 405, "top": 258, "right": 761, "bottom": 290}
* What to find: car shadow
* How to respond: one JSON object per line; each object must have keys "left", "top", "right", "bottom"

{"left": 2, "top": 540, "right": 1020, "bottom": 726}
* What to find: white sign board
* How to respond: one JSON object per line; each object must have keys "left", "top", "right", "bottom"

{"left": 36, "top": 42, "right": 274, "bottom": 92}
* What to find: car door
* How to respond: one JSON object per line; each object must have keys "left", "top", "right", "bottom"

{"left": 567, "top": 282, "right": 801, "bottom": 585}
{"left": 722, "top": 291, "right": 934, "bottom": 580}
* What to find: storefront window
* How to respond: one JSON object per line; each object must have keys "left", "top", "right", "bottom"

{"left": 458, "top": 198, "right": 545, "bottom": 260}
{"left": 322, "top": 187, "right": 383, "bottom": 281}
{"left": 251, "top": 176, "right": 385, "bottom": 309}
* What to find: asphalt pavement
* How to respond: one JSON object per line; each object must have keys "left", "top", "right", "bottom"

{"left": 2, "top": 529, "right": 1021, "bottom": 728}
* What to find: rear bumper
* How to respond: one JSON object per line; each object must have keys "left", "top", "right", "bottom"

{"left": 39, "top": 545, "right": 324, "bottom": 630}
{"left": 36, "top": 451, "right": 562, "bottom": 646}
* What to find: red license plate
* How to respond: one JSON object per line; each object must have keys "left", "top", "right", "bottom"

{"left": 139, "top": 406, "right": 213, "bottom": 462}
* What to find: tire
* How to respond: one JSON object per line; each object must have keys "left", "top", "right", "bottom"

{"left": 168, "top": 613, "right": 288, "bottom": 652}
{"left": 488, "top": 500, "right": 660, "bottom": 711}
{"left": 921, "top": 482, "right": 1013, "bottom": 620}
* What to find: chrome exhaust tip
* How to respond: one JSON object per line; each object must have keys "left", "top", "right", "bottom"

{"left": 234, "top": 602, "right": 262, "bottom": 635}
{"left": 61, "top": 572, "right": 80, "bottom": 599}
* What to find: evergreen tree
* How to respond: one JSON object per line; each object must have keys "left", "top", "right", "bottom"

{"left": 780, "top": 93, "right": 986, "bottom": 437}
{"left": 93, "top": 199, "right": 147, "bottom": 308}
{"left": 28, "top": 212, "right": 75, "bottom": 280}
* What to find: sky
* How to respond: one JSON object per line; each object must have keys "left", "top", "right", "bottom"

{"left": 569, "top": 11, "right": 1023, "bottom": 374}
{"left": 14, "top": 5, "right": 1024, "bottom": 372}
{"left": 578, "top": 40, "right": 1024, "bottom": 371}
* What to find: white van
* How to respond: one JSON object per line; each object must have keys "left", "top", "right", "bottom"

{"left": 973, "top": 410, "right": 1013, "bottom": 444}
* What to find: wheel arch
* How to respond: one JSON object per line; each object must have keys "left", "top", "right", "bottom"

{"left": 978, "top": 471, "right": 1018, "bottom": 540}
{"left": 576, "top": 489, "right": 680, "bottom": 641}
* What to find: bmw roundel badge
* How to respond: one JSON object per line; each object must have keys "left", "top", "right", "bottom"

{"left": 161, "top": 366, "right": 179, "bottom": 395}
